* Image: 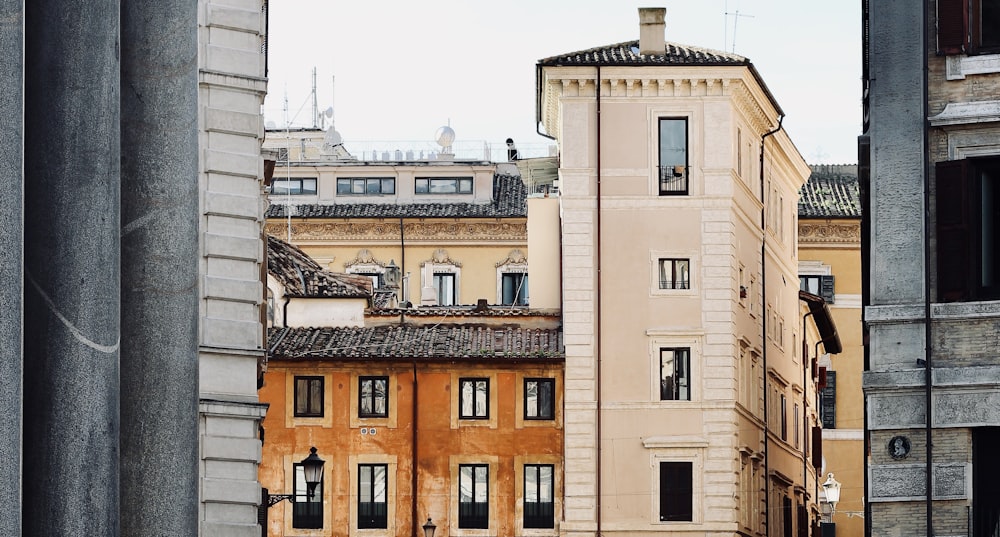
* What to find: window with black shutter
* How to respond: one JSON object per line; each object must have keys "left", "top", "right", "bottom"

{"left": 659, "top": 461, "right": 693, "bottom": 522}
{"left": 936, "top": 157, "right": 1000, "bottom": 302}
{"left": 799, "top": 275, "right": 835, "bottom": 304}
{"left": 821, "top": 371, "right": 837, "bottom": 429}
{"left": 937, "top": 0, "right": 1000, "bottom": 54}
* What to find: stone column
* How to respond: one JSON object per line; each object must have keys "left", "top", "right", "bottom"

{"left": 0, "top": 0, "right": 22, "bottom": 534}
{"left": 119, "top": 0, "right": 200, "bottom": 534}
{"left": 23, "top": 1, "right": 120, "bottom": 534}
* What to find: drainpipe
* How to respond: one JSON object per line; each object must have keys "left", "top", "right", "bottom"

{"left": 400, "top": 216, "right": 406, "bottom": 324}
{"left": 595, "top": 64, "right": 604, "bottom": 537}
{"left": 760, "top": 114, "right": 784, "bottom": 537}
{"left": 412, "top": 361, "right": 419, "bottom": 537}
{"left": 922, "top": 0, "right": 933, "bottom": 529}
{"left": 802, "top": 310, "right": 814, "bottom": 517}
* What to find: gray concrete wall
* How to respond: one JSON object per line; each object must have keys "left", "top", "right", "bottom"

{"left": 0, "top": 0, "right": 22, "bottom": 533}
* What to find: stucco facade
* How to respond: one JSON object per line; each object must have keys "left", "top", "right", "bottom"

{"left": 539, "top": 9, "right": 819, "bottom": 537}
{"left": 862, "top": 1, "right": 1000, "bottom": 535}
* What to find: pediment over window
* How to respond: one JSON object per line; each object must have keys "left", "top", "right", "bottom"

{"left": 496, "top": 249, "right": 528, "bottom": 268}
{"left": 344, "top": 249, "right": 386, "bottom": 268}
{"left": 422, "top": 248, "right": 462, "bottom": 268}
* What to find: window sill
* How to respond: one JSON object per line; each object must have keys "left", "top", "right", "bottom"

{"left": 946, "top": 52, "right": 1000, "bottom": 80}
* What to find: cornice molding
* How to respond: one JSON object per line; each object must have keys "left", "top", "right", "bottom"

{"left": 797, "top": 221, "right": 861, "bottom": 244}
{"left": 263, "top": 220, "right": 527, "bottom": 242}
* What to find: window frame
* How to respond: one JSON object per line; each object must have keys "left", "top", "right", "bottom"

{"left": 658, "top": 461, "right": 693, "bottom": 522}
{"left": 415, "top": 177, "right": 474, "bottom": 195}
{"left": 523, "top": 378, "right": 555, "bottom": 420}
{"left": 658, "top": 258, "right": 691, "bottom": 290}
{"left": 523, "top": 464, "right": 555, "bottom": 529}
{"left": 358, "top": 463, "right": 389, "bottom": 529}
{"left": 501, "top": 272, "right": 529, "bottom": 306}
{"left": 359, "top": 376, "right": 389, "bottom": 419}
{"left": 272, "top": 177, "right": 317, "bottom": 196}
{"left": 459, "top": 378, "right": 490, "bottom": 420}
{"left": 337, "top": 177, "right": 396, "bottom": 196}
{"left": 657, "top": 117, "right": 689, "bottom": 196}
{"left": 294, "top": 376, "right": 324, "bottom": 418}
{"left": 659, "top": 347, "right": 691, "bottom": 401}
{"left": 293, "top": 462, "right": 324, "bottom": 529}
{"left": 434, "top": 272, "right": 457, "bottom": 306}
{"left": 458, "top": 464, "right": 490, "bottom": 529}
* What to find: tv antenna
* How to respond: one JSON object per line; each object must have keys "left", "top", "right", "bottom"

{"left": 724, "top": 1, "right": 754, "bottom": 54}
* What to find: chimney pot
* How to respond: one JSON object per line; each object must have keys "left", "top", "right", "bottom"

{"left": 638, "top": 7, "right": 666, "bottom": 56}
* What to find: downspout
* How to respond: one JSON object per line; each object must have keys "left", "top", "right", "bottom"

{"left": 412, "top": 361, "right": 419, "bottom": 537}
{"left": 922, "top": 0, "right": 933, "bottom": 531}
{"left": 760, "top": 114, "right": 783, "bottom": 537}
{"left": 802, "top": 310, "right": 814, "bottom": 518}
{"left": 400, "top": 216, "right": 407, "bottom": 324}
{"left": 595, "top": 64, "right": 603, "bottom": 537}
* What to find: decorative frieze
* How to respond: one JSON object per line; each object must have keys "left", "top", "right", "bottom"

{"left": 263, "top": 220, "right": 527, "bottom": 242}
{"left": 798, "top": 221, "right": 861, "bottom": 244}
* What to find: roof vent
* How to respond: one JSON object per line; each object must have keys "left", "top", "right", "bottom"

{"left": 638, "top": 7, "right": 666, "bottom": 56}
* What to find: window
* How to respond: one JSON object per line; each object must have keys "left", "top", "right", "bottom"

{"left": 780, "top": 394, "right": 788, "bottom": 441}
{"left": 524, "top": 378, "right": 554, "bottom": 420}
{"left": 660, "top": 348, "right": 690, "bottom": 401}
{"left": 820, "top": 370, "right": 837, "bottom": 429}
{"left": 337, "top": 177, "right": 395, "bottom": 195}
{"left": 459, "top": 464, "right": 489, "bottom": 528}
{"left": 793, "top": 403, "right": 800, "bottom": 448}
{"left": 459, "top": 378, "right": 489, "bottom": 419}
{"left": 524, "top": 465, "right": 554, "bottom": 528}
{"left": 415, "top": 177, "right": 473, "bottom": 194}
{"left": 356, "top": 272, "right": 381, "bottom": 289}
{"left": 272, "top": 177, "right": 317, "bottom": 195}
{"left": 973, "top": 428, "right": 1000, "bottom": 535}
{"left": 294, "top": 376, "right": 324, "bottom": 417}
{"left": 936, "top": 157, "right": 1000, "bottom": 301}
{"left": 293, "top": 463, "right": 323, "bottom": 529}
{"left": 659, "top": 461, "right": 693, "bottom": 521}
{"left": 939, "top": 0, "right": 1000, "bottom": 54}
{"left": 359, "top": 376, "right": 388, "bottom": 418}
{"left": 658, "top": 258, "right": 690, "bottom": 290}
{"left": 658, "top": 118, "right": 688, "bottom": 195}
{"left": 501, "top": 273, "right": 528, "bottom": 305}
{"left": 434, "top": 273, "right": 456, "bottom": 306}
{"left": 358, "top": 464, "right": 388, "bottom": 529}
{"left": 799, "top": 275, "right": 835, "bottom": 303}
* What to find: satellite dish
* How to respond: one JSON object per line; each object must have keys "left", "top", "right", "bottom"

{"left": 324, "top": 107, "right": 334, "bottom": 118}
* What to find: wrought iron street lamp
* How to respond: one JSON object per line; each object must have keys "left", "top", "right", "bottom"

{"left": 422, "top": 517, "right": 437, "bottom": 537}
{"left": 822, "top": 472, "right": 842, "bottom": 519}
{"left": 267, "top": 447, "right": 326, "bottom": 506}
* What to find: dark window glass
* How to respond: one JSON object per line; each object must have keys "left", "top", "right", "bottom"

{"left": 358, "top": 464, "right": 388, "bottom": 529}
{"left": 502, "top": 273, "right": 528, "bottom": 305}
{"left": 659, "top": 258, "right": 690, "bottom": 289}
{"left": 459, "top": 378, "right": 489, "bottom": 419}
{"left": 660, "top": 348, "right": 691, "bottom": 401}
{"left": 659, "top": 461, "right": 693, "bottom": 521}
{"left": 459, "top": 464, "right": 489, "bottom": 528}
{"left": 799, "top": 275, "right": 835, "bottom": 303}
{"left": 337, "top": 177, "right": 395, "bottom": 195}
{"left": 415, "top": 177, "right": 474, "bottom": 194}
{"left": 293, "top": 463, "right": 323, "bottom": 529}
{"left": 658, "top": 118, "right": 688, "bottom": 195}
{"left": 973, "top": 428, "right": 1000, "bottom": 535}
{"left": 780, "top": 394, "right": 788, "bottom": 441}
{"left": 524, "top": 465, "right": 554, "bottom": 528}
{"left": 359, "top": 376, "right": 388, "bottom": 418}
{"left": 525, "top": 378, "right": 555, "bottom": 420}
{"left": 294, "top": 376, "right": 324, "bottom": 417}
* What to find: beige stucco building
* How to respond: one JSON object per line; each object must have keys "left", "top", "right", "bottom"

{"left": 539, "top": 8, "right": 829, "bottom": 537}
{"left": 798, "top": 165, "right": 863, "bottom": 535}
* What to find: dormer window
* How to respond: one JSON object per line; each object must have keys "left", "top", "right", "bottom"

{"left": 272, "top": 177, "right": 317, "bottom": 195}
{"left": 337, "top": 177, "right": 395, "bottom": 195}
{"left": 415, "top": 177, "right": 473, "bottom": 194}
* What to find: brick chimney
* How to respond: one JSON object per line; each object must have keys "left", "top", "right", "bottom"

{"left": 638, "top": 7, "right": 666, "bottom": 56}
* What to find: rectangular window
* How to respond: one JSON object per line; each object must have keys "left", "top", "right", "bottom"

{"left": 780, "top": 394, "right": 788, "bottom": 441}
{"left": 524, "top": 378, "right": 555, "bottom": 420}
{"left": 337, "top": 177, "right": 395, "bottom": 195}
{"left": 459, "top": 464, "right": 489, "bottom": 529}
{"left": 433, "top": 273, "right": 456, "bottom": 306}
{"left": 415, "top": 177, "right": 473, "bottom": 194}
{"left": 294, "top": 376, "right": 324, "bottom": 417}
{"left": 358, "top": 464, "right": 388, "bottom": 529}
{"left": 524, "top": 464, "right": 554, "bottom": 529}
{"left": 820, "top": 370, "right": 837, "bottom": 429}
{"left": 272, "top": 177, "right": 317, "bottom": 195}
{"left": 658, "top": 258, "right": 690, "bottom": 290}
{"left": 658, "top": 118, "right": 688, "bottom": 195}
{"left": 293, "top": 463, "right": 323, "bottom": 529}
{"left": 799, "top": 274, "right": 835, "bottom": 303}
{"left": 941, "top": 0, "right": 1000, "bottom": 54}
{"left": 794, "top": 403, "right": 800, "bottom": 448}
{"left": 359, "top": 376, "right": 388, "bottom": 418}
{"left": 782, "top": 495, "right": 793, "bottom": 537}
{"left": 659, "top": 461, "right": 693, "bottom": 522}
{"left": 356, "top": 272, "right": 381, "bottom": 289}
{"left": 660, "top": 348, "right": 691, "bottom": 401}
{"left": 459, "top": 378, "right": 489, "bottom": 419}
{"left": 501, "top": 273, "right": 528, "bottom": 305}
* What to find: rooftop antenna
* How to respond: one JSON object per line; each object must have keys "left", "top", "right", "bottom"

{"left": 724, "top": 0, "right": 754, "bottom": 54}
{"left": 311, "top": 67, "right": 318, "bottom": 128}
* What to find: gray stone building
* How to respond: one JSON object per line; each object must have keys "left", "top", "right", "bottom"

{"left": 863, "top": 1, "right": 1000, "bottom": 535}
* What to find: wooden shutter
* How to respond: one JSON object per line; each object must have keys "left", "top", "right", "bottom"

{"left": 820, "top": 275, "right": 835, "bottom": 304}
{"left": 659, "top": 462, "right": 693, "bottom": 521}
{"left": 938, "top": 0, "right": 968, "bottom": 54}
{"left": 936, "top": 160, "right": 971, "bottom": 301}
{"left": 812, "top": 426, "right": 823, "bottom": 469}
{"left": 821, "top": 371, "right": 837, "bottom": 429}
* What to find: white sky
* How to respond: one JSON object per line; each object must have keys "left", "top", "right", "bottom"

{"left": 264, "top": 0, "right": 860, "bottom": 164}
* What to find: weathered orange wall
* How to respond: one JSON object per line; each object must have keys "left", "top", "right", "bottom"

{"left": 260, "top": 360, "right": 564, "bottom": 537}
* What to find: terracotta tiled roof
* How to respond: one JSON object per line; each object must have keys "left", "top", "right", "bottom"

{"left": 267, "top": 325, "right": 564, "bottom": 361}
{"left": 267, "top": 235, "right": 372, "bottom": 298}
{"left": 265, "top": 174, "right": 526, "bottom": 219}
{"left": 539, "top": 40, "right": 747, "bottom": 67}
{"left": 367, "top": 306, "right": 556, "bottom": 318}
{"left": 799, "top": 166, "right": 861, "bottom": 218}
